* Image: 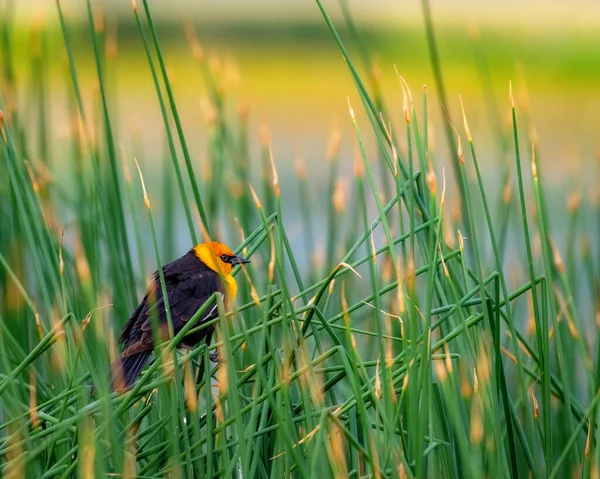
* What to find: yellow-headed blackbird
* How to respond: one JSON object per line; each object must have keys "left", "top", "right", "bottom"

{"left": 112, "top": 241, "right": 249, "bottom": 390}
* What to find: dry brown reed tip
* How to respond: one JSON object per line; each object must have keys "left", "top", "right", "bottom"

{"left": 268, "top": 228, "right": 276, "bottom": 282}
{"left": 476, "top": 344, "right": 490, "bottom": 387}
{"left": 29, "top": 371, "right": 38, "bottom": 428}
{"left": 260, "top": 124, "right": 270, "bottom": 147}
{"left": 237, "top": 100, "right": 249, "bottom": 120}
{"left": 347, "top": 97, "right": 356, "bottom": 120}
{"left": 217, "top": 353, "right": 228, "bottom": 395}
{"left": 398, "top": 461, "right": 409, "bottom": 479}
{"left": 332, "top": 179, "right": 347, "bottom": 213}
{"left": 529, "top": 124, "right": 538, "bottom": 144}
{"left": 341, "top": 281, "right": 351, "bottom": 327}
{"left": 457, "top": 133, "right": 464, "bottom": 166}
{"left": 50, "top": 309, "right": 67, "bottom": 371}
{"left": 500, "top": 346, "right": 517, "bottom": 365}
{"left": 509, "top": 80, "right": 515, "bottom": 109}
{"left": 458, "top": 230, "right": 465, "bottom": 252}
{"left": 503, "top": 179, "right": 512, "bottom": 204}
{"left": 222, "top": 59, "right": 240, "bottom": 90}
{"left": 451, "top": 200, "right": 462, "bottom": 224}
{"left": 106, "top": 21, "right": 118, "bottom": 60}
{"left": 248, "top": 183, "right": 263, "bottom": 210}
{"left": 200, "top": 97, "right": 217, "bottom": 126}
{"left": 567, "top": 190, "right": 581, "bottom": 213}
{"left": 208, "top": 53, "right": 222, "bottom": 74}
{"left": 227, "top": 178, "right": 242, "bottom": 200}
{"left": 23, "top": 160, "right": 40, "bottom": 193}
{"left": 426, "top": 165, "right": 436, "bottom": 196}
{"left": 439, "top": 243, "right": 450, "bottom": 278}
{"left": 516, "top": 65, "right": 531, "bottom": 113}
{"left": 134, "top": 158, "right": 150, "bottom": 209}
{"left": 82, "top": 302, "right": 112, "bottom": 333}
{"left": 183, "top": 21, "right": 204, "bottom": 60}
{"left": 93, "top": 5, "right": 104, "bottom": 33}
{"left": 298, "top": 344, "right": 324, "bottom": 406}
{"left": 268, "top": 147, "right": 279, "bottom": 197}
{"left": 526, "top": 304, "right": 536, "bottom": 337}
{"left": 550, "top": 237, "right": 565, "bottom": 274}
{"left": 381, "top": 255, "right": 393, "bottom": 284}
{"left": 370, "top": 230, "right": 377, "bottom": 264}
{"left": 329, "top": 422, "right": 348, "bottom": 479}
{"left": 469, "top": 397, "right": 484, "bottom": 444}
{"left": 131, "top": 0, "right": 137, "bottom": 12}
{"left": 433, "top": 357, "right": 447, "bottom": 383}
{"left": 327, "top": 121, "right": 342, "bottom": 160}
{"left": 585, "top": 418, "right": 592, "bottom": 458}
{"left": 34, "top": 305, "right": 44, "bottom": 341}
{"left": 80, "top": 418, "right": 96, "bottom": 479}
{"left": 444, "top": 342, "right": 453, "bottom": 373}
{"left": 4, "top": 424, "right": 24, "bottom": 478}
{"left": 402, "top": 370, "right": 409, "bottom": 392}
{"left": 120, "top": 148, "right": 132, "bottom": 184}
{"left": 294, "top": 157, "right": 306, "bottom": 179}
{"left": 405, "top": 256, "right": 415, "bottom": 294}
{"left": 378, "top": 112, "right": 392, "bottom": 143}
{"left": 183, "top": 361, "right": 198, "bottom": 412}
{"left": 427, "top": 118, "right": 436, "bottom": 152}
{"left": 402, "top": 85, "right": 410, "bottom": 125}
{"left": 337, "top": 262, "right": 361, "bottom": 279}
{"left": 580, "top": 235, "right": 590, "bottom": 257}
{"left": 459, "top": 95, "right": 472, "bottom": 142}
{"left": 467, "top": 21, "right": 480, "bottom": 40}
{"left": 353, "top": 153, "right": 363, "bottom": 177}
{"left": 29, "top": 23, "right": 43, "bottom": 59}
{"left": 531, "top": 390, "right": 539, "bottom": 420}
{"left": 59, "top": 228, "right": 65, "bottom": 276}
{"left": 459, "top": 361, "right": 472, "bottom": 398}
{"left": 531, "top": 143, "right": 537, "bottom": 179}
{"left": 374, "top": 357, "right": 382, "bottom": 399}
{"left": 393, "top": 66, "right": 413, "bottom": 125}
{"left": 443, "top": 214, "right": 455, "bottom": 249}
{"left": 440, "top": 166, "right": 447, "bottom": 209}
{"left": 391, "top": 144, "right": 399, "bottom": 178}
{"left": 370, "top": 60, "right": 381, "bottom": 84}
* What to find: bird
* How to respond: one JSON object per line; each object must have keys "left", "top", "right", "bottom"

{"left": 111, "top": 241, "right": 250, "bottom": 391}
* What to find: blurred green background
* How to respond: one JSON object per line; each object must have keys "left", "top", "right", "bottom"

{"left": 8, "top": 0, "right": 600, "bottom": 175}
{"left": 3, "top": 0, "right": 599, "bottom": 261}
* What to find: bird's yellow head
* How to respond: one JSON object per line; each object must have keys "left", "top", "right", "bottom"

{"left": 192, "top": 242, "right": 250, "bottom": 277}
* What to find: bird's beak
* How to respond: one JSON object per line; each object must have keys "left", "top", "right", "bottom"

{"left": 231, "top": 255, "right": 251, "bottom": 266}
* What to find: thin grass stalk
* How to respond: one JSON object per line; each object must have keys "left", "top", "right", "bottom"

{"left": 419, "top": 0, "right": 467, "bottom": 228}
{"left": 459, "top": 101, "right": 526, "bottom": 477}
{"left": 131, "top": 3, "right": 197, "bottom": 243}
{"left": 139, "top": 0, "right": 210, "bottom": 235}
{"left": 531, "top": 145, "right": 580, "bottom": 469}
{"left": 85, "top": 0, "right": 136, "bottom": 306}
{"left": 510, "top": 85, "right": 547, "bottom": 474}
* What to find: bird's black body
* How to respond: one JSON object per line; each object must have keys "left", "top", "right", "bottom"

{"left": 113, "top": 250, "right": 226, "bottom": 390}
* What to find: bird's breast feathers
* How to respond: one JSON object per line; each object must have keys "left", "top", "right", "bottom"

{"left": 223, "top": 274, "right": 238, "bottom": 302}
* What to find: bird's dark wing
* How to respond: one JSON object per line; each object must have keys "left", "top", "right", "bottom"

{"left": 118, "top": 252, "right": 225, "bottom": 358}
{"left": 117, "top": 293, "right": 148, "bottom": 346}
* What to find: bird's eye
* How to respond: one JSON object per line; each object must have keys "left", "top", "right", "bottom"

{"left": 220, "top": 254, "right": 229, "bottom": 262}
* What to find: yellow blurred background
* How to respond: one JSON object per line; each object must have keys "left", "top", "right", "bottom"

{"left": 5, "top": 0, "right": 600, "bottom": 195}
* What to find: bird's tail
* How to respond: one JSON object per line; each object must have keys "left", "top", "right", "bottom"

{"left": 111, "top": 351, "right": 151, "bottom": 392}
